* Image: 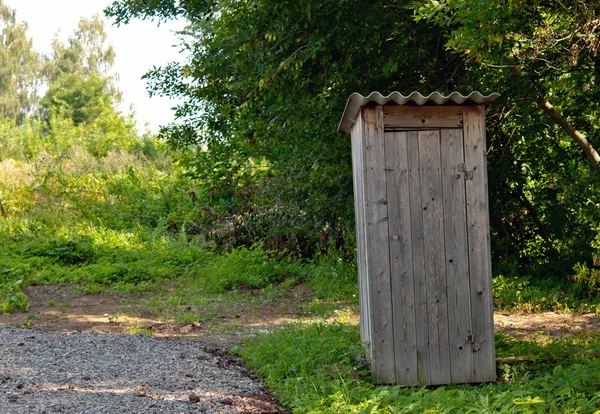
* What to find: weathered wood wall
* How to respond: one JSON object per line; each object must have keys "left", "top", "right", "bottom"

{"left": 351, "top": 105, "right": 495, "bottom": 386}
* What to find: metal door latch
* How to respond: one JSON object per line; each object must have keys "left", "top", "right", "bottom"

{"left": 457, "top": 163, "right": 474, "bottom": 180}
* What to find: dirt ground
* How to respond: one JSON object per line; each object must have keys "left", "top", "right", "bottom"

{"left": 0, "top": 285, "right": 334, "bottom": 348}
{"left": 2, "top": 285, "right": 600, "bottom": 346}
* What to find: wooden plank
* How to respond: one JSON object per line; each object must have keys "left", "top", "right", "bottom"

{"left": 418, "top": 130, "right": 451, "bottom": 385}
{"left": 440, "top": 128, "right": 474, "bottom": 384}
{"left": 363, "top": 106, "right": 395, "bottom": 383}
{"left": 384, "top": 131, "right": 418, "bottom": 385}
{"left": 351, "top": 112, "right": 371, "bottom": 348}
{"left": 384, "top": 106, "right": 463, "bottom": 130}
{"left": 406, "top": 131, "right": 430, "bottom": 385}
{"left": 463, "top": 105, "right": 496, "bottom": 383}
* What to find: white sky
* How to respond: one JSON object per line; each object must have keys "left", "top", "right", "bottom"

{"left": 4, "top": 0, "right": 187, "bottom": 133}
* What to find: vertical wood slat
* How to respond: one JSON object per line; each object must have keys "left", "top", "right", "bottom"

{"left": 363, "top": 106, "right": 395, "bottom": 383}
{"left": 463, "top": 106, "right": 496, "bottom": 382}
{"left": 385, "top": 131, "right": 418, "bottom": 385}
{"left": 351, "top": 112, "right": 371, "bottom": 349}
{"left": 440, "top": 128, "right": 475, "bottom": 383}
{"left": 406, "top": 131, "right": 430, "bottom": 385}
{"left": 418, "top": 130, "right": 451, "bottom": 385}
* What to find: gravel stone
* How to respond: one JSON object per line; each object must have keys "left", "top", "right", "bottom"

{"left": 0, "top": 328, "right": 283, "bottom": 413}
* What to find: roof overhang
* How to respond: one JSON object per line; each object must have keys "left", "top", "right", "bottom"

{"left": 338, "top": 91, "right": 501, "bottom": 134}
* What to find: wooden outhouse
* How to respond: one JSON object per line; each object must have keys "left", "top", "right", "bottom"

{"left": 339, "top": 91, "right": 500, "bottom": 386}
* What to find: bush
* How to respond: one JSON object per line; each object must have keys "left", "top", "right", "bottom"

{"left": 573, "top": 228, "right": 600, "bottom": 298}
{"left": 25, "top": 237, "right": 96, "bottom": 266}
{"left": 197, "top": 245, "right": 301, "bottom": 292}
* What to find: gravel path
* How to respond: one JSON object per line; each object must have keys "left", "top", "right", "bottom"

{"left": 0, "top": 328, "right": 283, "bottom": 413}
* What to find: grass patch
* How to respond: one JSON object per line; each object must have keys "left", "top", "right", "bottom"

{"left": 241, "top": 324, "right": 600, "bottom": 413}
{"left": 493, "top": 275, "right": 600, "bottom": 313}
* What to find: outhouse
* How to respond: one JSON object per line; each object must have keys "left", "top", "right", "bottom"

{"left": 339, "top": 91, "right": 500, "bottom": 386}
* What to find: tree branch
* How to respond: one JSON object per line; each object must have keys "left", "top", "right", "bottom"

{"left": 534, "top": 96, "right": 600, "bottom": 167}
{"left": 510, "top": 64, "right": 600, "bottom": 167}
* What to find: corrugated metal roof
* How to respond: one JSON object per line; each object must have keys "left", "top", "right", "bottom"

{"left": 338, "top": 91, "right": 501, "bottom": 133}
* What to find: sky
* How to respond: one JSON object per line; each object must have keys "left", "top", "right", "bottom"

{"left": 4, "top": 0, "right": 187, "bottom": 133}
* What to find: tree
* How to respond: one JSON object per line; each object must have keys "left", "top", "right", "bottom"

{"left": 42, "top": 15, "right": 122, "bottom": 127}
{"left": 41, "top": 73, "right": 116, "bottom": 126}
{"left": 106, "top": 0, "right": 600, "bottom": 277}
{"left": 410, "top": 0, "right": 600, "bottom": 274}
{"left": 107, "top": 0, "right": 464, "bottom": 255}
{"left": 46, "top": 14, "right": 117, "bottom": 83}
{"left": 0, "top": 0, "right": 40, "bottom": 124}
{"left": 412, "top": 0, "right": 600, "bottom": 166}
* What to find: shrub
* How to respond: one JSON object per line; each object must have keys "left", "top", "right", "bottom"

{"left": 198, "top": 245, "right": 301, "bottom": 292}
{"left": 25, "top": 237, "right": 96, "bottom": 266}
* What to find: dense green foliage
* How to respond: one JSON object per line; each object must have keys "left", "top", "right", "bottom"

{"left": 107, "top": 0, "right": 462, "bottom": 257}
{"left": 0, "top": 114, "right": 359, "bottom": 312}
{"left": 412, "top": 0, "right": 600, "bottom": 279}
{"left": 105, "top": 0, "right": 600, "bottom": 287}
{"left": 242, "top": 324, "right": 600, "bottom": 413}
{"left": 41, "top": 14, "right": 121, "bottom": 127}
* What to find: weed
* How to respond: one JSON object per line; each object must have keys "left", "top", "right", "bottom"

{"left": 174, "top": 310, "right": 204, "bottom": 325}
{"left": 25, "top": 237, "right": 96, "bottom": 265}
{"left": 1, "top": 280, "right": 29, "bottom": 313}
{"left": 304, "top": 253, "right": 358, "bottom": 301}
{"left": 197, "top": 245, "right": 301, "bottom": 293}
{"left": 128, "top": 325, "right": 152, "bottom": 336}
{"left": 22, "top": 313, "right": 35, "bottom": 328}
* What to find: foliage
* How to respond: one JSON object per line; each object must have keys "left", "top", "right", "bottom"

{"left": 45, "top": 14, "right": 117, "bottom": 82}
{"left": 0, "top": 278, "right": 28, "bottom": 314}
{"left": 195, "top": 245, "right": 299, "bottom": 292}
{"left": 573, "top": 227, "right": 600, "bottom": 298}
{"left": 105, "top": 0, "right": 600, "bottom": 285}
{"left": 41, "top": 15, "right": 123, "bottom": 128}
{"left": 0, "top": 111, "right": 204, "bottom": 292}
{"left": 0, "top": 0, "right": 40, "bottom": 123}
{"left": 107, "top": 0, "right": 461, "bottom": 257}
{"left": 493, "top": 274, "right": 600, "bottom": 314}
{"left": 0, "top": 115, "right": 360, "bottom": 304}
{"left": 241, "top": 324, "right": 600, "bottom": 413}
{"left": 410, "top": 0, "right": 600, "bottom": 276}
{"left": 25, "top": 238, "right": 96, "bottom": 266}
{"left": 41, "top": 73, "right": 118, "bottom": 126}
{"left": 303, "top": 253, "right": 358, "bottom": 301}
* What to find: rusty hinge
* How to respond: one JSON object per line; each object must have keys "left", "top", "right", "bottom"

{"left": 457, "top": 163, "right": 474, "bottom": 180}
{"left": 466, "top": 335, "right": 480, "bottom": 352}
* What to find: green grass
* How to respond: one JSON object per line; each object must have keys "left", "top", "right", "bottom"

{"left": 240, "top": 324, "right": 600, "bottom": 413}
{"left": 493, "top": 274, "right": 600, "bottom": 314}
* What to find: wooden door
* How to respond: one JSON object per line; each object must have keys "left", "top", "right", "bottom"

{"left": 357, "top": 105, "right": 495, "bottom": 385}
{"left": 388, "top": 123, "right": 494, "bottom": 385}
{"left": 385, "top": 128, "right": 473, "bottom": 385}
